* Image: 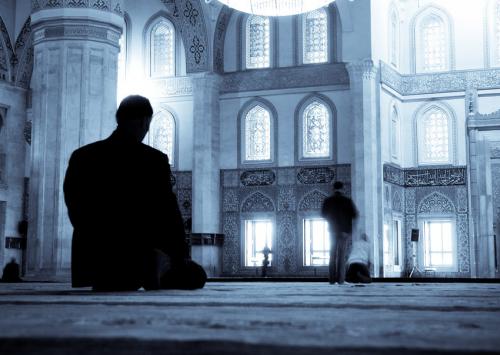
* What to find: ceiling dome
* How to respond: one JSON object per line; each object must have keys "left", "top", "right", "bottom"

{"left": 214, "top": 0, "right": 335, "bottom": 16}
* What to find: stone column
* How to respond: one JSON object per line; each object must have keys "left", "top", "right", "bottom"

{"left": 346, "top": 59, "right": 384, "bottom": 277}
{"left": 190, "top": 72, "right": 223, "bottom": 277}
{"left": 26, "top": 2, "right": 123, "bottom": 280}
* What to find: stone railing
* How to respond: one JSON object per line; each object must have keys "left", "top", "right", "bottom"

{"left": 380, "top": 61, "right": 500, "bottom": 96}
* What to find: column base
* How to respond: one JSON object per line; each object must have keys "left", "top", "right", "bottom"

{"left": 188, "top": 234, "right": 224, "bottom": 277}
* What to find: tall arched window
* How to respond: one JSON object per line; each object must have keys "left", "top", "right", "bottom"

{"left": 246, "top": 15, "right": 270, "bottom": 69}
{"left": 302, "top": 101, "right": 330, "bottom": 158}
{"left": 303, "top": 8, "right": 328, "bottom": 64}
{"left": 150, "top": 111, "right": 176, "bottom": 166}
{"left": 414, "top": 10, "right": 450, "bottom": 73}
{"left": 389, "top": 7, "right": 399, "bottom": 68}
{"left": 486, "top": 0, "right": 500, "bottom": 66}
{"left": 245, "top": 105, "right": 271, "bottom": 161}
{"left": 150, "top": 19, "right": 175, "bottom": 77}
{"left": 495, "top": 0, "right": 500, "bottom": 64}
{"left": 390, "top": 104, "right": 400, "bottom": 162}
{"left": 417, "top": 107, "right": 451, "bottom": 165}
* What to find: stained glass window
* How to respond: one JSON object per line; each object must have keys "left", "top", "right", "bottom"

{"left": 150, "top": 111, "right": 175, "bottom": 165}
{"left": 303, "top": 101, "right": 330, "bottom": 158}
{"left": 419, "top": 108, "right": 450, "bottom": 164}
{"left": 420, "top": 14, "right": 447, "bottom": 72}
{"left": 246, "top": 15, "right": 270, "bottom": 69}
{"left": 151, "top": 19, "right": 175, "bottom": 77}
{"left": 245, "top": 105, "right": 271, "bottom": 161}
{"left": 391, "top": 105, "right": 400, "bottom": 161}
{"left": 390, "top": 9, "right": 399, "bottom": 67}
{"left": 303, "top": 8, "right": 328, "bottom": 64}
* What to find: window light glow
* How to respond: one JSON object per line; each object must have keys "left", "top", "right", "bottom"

{"left": 216, "top": 0, "right": 335, "bottom": 17}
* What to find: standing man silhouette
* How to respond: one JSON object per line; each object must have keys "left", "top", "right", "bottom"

{"left": 64, "top": 95, "right": 206, "bottom": 291}
{"left": 321, "top": 181, "right": 358, "bottom": 284}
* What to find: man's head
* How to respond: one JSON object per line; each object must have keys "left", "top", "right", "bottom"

{"left": 333, "top": 181, "right": 344, "bottom": 191}
{"left": 115, "top": 95, "right": 153, "bottom": 142}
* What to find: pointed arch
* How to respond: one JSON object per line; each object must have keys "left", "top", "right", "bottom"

{"left": 241, "top": 191, "right": 275, "bottom": 212}
{"left": 238, "top": 98, "right": 278, "bottom": 166}
{"left": 299, "top": 189, "right": 329, "bottom": 211}
{"left": 295, "top": 93, "right": 336, "bottom": 163}
{"left": 410, "top": 5, "right": 454, "bottom": 73}
{"left": 0, "top": 15, "right": 15, "bottom": 83}
{"left": 413, "top": 102, "right": 457, "bottom": 166}
{"left": 148, "top": 107, "right": 177, "bottom": 168}
{"left": 418, "top": 192, "right": 456, "bottom": 214}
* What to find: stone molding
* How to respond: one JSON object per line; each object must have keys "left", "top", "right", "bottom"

{"left": 33, "top": 23, "right": 121, "bottom": 47}
{"left": 221, "top": 63, "right": 349, "bottom": 93}
{"left": 381, "top": 61, "right": 500, "bottom": 96}
{"left": 383, "top": 164, "right": 467, "bottom": 187}
{"left": 31, "top": 0, "right": 124, "bottom": 15}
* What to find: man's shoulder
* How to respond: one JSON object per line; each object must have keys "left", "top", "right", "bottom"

{"left": 138, "top": 143, "right": 169, "bottom": 163}
{"left": 70, "top": 140, "right": 108, "bottom": 160}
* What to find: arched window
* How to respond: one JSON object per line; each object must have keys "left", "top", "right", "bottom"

{"left": 389, "top": 7, "right": 399, "bottom": 68}
{"left": 495, "top": 0, "right": 500, "bottom": 65}
{"left": 415, "top": 11, "right": 449, "bottom": 73}
{"left": 390, "top": 104, "right": 400, "bottom": 162}
{"left": 246, "top": 15, "right": 270, "bottom": 69}
{"left": 302, "top": 101, "right": 330, "bottom": 158}
{"left": 149, "top": 111, "right": 176, "bottom": 166}
{"left": 244, "top": 105, "right": 272, "bottom": 161}
{"left": 486, "top": 0, "right": 500, "bottom": 66}
{"left": 303, "top": 8, "right": 328, "bottom": 64}
{"left": 150, "top": 19, "right": 175, "bottom": 77}
{"left": 417, "top": 107, "right": 451, "bottom": 165}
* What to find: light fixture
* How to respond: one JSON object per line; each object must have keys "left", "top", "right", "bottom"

{"left": 211, "top": 0, "right": 336, "bottom": 17}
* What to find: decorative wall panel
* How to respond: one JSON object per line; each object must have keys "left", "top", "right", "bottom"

{"left": 221, "top": 164, "right": 351, "bottom": 276}
{"left": 171, "top": 171, "right": 192, "bottom": 232}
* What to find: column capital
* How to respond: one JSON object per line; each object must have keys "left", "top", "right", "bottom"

{"left": 346, "top": 59, "right": 378, "bottom": 82}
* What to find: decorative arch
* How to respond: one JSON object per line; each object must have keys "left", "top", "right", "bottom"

{"left": 148, "top": 106, "right": 178, "bottom": 168}
{"left": 144, "top": 11, "right": 179, "bottom": 78}
{"left": 410, "top": 5, "right": 455, "bottom": 73}
{"left": 13, "top": 17, "right": 32, "bottom": 88}
{"left": 213, "top": 5, "right": 233, "bottom": 73}
{"left": 299, "top": 189, "right": 328, "bottom": 211}
{"left": 295, "top": 93, "right": 337, "bottom": 163}
{"left": 388, "top": 2, "right": 400, "bottom": 68}
{"left": 238, "top": 97, "right": 278, "bottom": 166}
{"left": 413, "top": 102, "right": 457, "bottom": 166}
{"left": 241, "top": 191, "right": 275, "bottom": 212}
{"left": 159, "top": 0, "right": 209, "bottom": 73}
{"left": 418, "top": 192, "right": 456, "bottom": 214}
{"left": 392, "top": 189, "right": 403, "bottom": 212}
{"left": 0, "top": 15, "right": 15, "bottom": 83}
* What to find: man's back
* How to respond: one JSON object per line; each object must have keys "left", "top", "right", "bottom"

{"left": 321, "top": 192, "right": 358, "bottom": 234}
{"left": 64, "top": 131, "right": 188, "bottom": 287}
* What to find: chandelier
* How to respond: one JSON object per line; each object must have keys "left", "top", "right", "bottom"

{"left": 213, "top": 0, "right": 336, "bottom": 17}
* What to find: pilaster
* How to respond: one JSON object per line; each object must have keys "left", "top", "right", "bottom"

{"left": 346, "top": 59, "right": 384, "bottom": 277}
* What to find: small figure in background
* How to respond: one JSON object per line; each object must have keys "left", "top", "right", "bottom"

{"left": 346, "top": 233, "right": 372, "bottom": 284}
{"left": 262, "top": 246, "right": 271, "bottom": 277}
{"left": 321, "top": 181, "right": 358, "bottom": 284}
{"left": 1, "top": 258, "right": 22, "bottom": 282}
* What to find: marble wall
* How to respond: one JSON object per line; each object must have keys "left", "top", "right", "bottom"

{"left": 221, "top": 165, "right": 350, "bottom": 276}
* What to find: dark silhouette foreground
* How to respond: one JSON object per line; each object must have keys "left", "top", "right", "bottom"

{"left": 64, "top": 95, "right": 206, "bottom": 291}
{"left": 1, "top": 258, "right": 22, "bottom": 282}
{"left": 321, "top": 181, "right": 358, "bottom": 284}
